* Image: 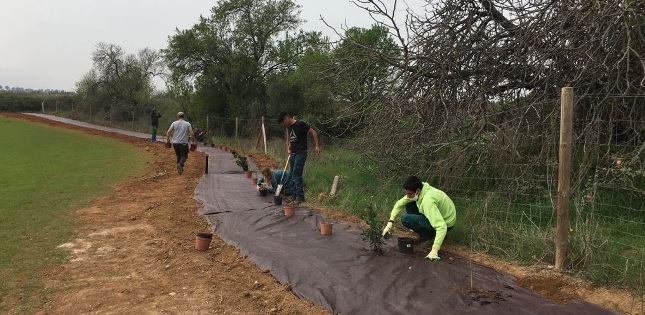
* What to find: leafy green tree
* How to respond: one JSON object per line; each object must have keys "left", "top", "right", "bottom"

{"left": 266, "top": 31, "right": 333, "bottom": 119}
{"left": 326, "top": 25, "right": 401, "bottom": 134}
{"left": 164, "top": 0, "right": 304, "bottom": 122}
{"left": 76, "top": 43, "right": 162, "bottom": 119}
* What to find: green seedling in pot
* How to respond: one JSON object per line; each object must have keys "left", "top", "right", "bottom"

{"left": 236, "top": 156, "right": 249, "bottom": 171}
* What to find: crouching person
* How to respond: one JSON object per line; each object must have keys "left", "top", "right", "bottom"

{"left": 382, "top": 176, "right": 457, "bottom": 261}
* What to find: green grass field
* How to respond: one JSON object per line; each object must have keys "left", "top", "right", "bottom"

{"left": 0, "top": 116, "right": 153, "bottom": 312}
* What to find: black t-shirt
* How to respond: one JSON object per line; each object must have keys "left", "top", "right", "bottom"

{"left": 288, "top": 120, "right": 310, "bottom": 153}
{"left": 151, "top": 112, "right": 161, "bottom": 126}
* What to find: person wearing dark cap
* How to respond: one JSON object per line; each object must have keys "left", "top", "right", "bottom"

{"left": 382, "top": 176, "right": 457, "bottom": 261}
{"left": 277, "top": 112, "right": 320, "bottom": 204}
{"left": 150, "top": 109, "right": 162, "bottom": 142}
{"left": 166, "top": 112, "right": 195, "bottom": 175}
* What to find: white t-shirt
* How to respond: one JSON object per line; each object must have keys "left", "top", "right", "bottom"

{"left": 170, "top": 120, "right": 192, "bottom": 144}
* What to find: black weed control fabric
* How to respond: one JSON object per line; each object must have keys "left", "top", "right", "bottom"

{"left": 195, "top": 147, "right": 619, "bottom": 315}
{"left": 29, "top": 114, "right": 619, "bottom": 315}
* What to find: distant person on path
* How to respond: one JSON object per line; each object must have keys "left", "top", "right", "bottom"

{"left": 150, "top": 109, "right": 162, "bottom": 142}
{"left": 256, "top": 167, "right": 294, "bottom": 196}
{"left": 382, "top": 176, "right": 457, "bottom": 261}
{"left": 277, "top": 112, "right": 320, "bottom": 205}
{"left": 166, "top": 112, "right": 195, "bottom": 175}
{"left": 194, "top": 126, "right": 204, "bottom": 142}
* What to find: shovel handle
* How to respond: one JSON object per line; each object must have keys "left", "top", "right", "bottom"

{"left": 275, "top": 154, "right": 291, "bottom": 196}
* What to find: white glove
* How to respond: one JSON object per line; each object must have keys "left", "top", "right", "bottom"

{"left": 382, "top": 221, "right": 393, "bottom": 236}
{"left": 425, "top": 248, "right": 440, "bottom": 261}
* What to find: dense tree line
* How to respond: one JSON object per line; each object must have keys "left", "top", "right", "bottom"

{"left": 0, "top": 91, "right": 74, "bottom": 112}
{"left": 71, "top": 0, "right": 643, "bottom": 193}
{"left": 0, "top": 86, "right": 71, "bottom": 94}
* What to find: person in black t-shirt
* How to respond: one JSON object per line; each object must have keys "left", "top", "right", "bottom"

{"left": 277, "top": 112, "right": 321, "bottom": 204}
{"left": 150, "top": 109, "right": 162, "bottom": 142}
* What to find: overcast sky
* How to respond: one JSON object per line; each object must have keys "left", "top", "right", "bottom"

{"left": 0, "top": 0, "right": 423, "bottom": 91}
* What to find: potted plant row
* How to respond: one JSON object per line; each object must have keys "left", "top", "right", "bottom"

{"left": 236, "top": 156, "right": 252, "bottom": 178}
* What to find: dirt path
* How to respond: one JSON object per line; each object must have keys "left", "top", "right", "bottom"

{"left": 3, "top": 113, "right": 641, "bottom": 315}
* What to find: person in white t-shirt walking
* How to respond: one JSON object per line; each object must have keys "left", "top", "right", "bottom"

{"left": 166, "top": 112, "right": 195, "bottom": 175}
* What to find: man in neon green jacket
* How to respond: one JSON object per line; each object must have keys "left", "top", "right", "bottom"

{"left": 382, "top": 176, "right": 457, "bottom": 261}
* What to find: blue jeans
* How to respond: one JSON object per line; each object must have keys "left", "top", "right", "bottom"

{"left": 289, "top": 151, "right": 307, "bottom": 201}
{"left": 151, "top": 125, "right": 158, "bottom": 142}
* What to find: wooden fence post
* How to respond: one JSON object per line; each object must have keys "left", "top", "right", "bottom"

{"left": 255, "top": 117, "right": 263, "bottom": 149}
{"left": 330, "top": 175, "right": 340, "bottom": 196}
{"left": 262, "top": 116, "right": 267, "bottom": 154}
{"left": 235, "top": 117, "right": 239, "bottom": 147}
{"left": 556, "top": 87, "right": 574, "bottom": 270}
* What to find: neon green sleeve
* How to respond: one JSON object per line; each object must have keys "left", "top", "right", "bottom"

{"left": 422, "top": 202, "right": 448, "bottom": 250}
{"left": 389, "top": 196, "right": 409, "bottom": 221}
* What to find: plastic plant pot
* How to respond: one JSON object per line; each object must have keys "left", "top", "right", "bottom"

{"left": 259, "top": 189, "right": 268, "bottom": 196}
{"left": 273, "top": 195, "right": 283, "bottom": 205}
{"left": 397, "top": 237, "right": 414, "bottom": 254}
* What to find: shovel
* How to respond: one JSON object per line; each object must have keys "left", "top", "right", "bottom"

{"left": 275, "top": 154, "right": 291, "bottom": 196}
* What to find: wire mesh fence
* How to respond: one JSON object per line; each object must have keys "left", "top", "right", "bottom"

{"left": 439, "top": 92, "right": 644, "bottom": 298}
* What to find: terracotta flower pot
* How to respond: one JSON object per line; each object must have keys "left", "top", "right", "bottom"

{"left": 195, "top": 232, "right": 213, "bottom": 251}
{"left": 190, "top": 143, "right": 197, "bottom": 151}
{"left": 250, "top": 178, "right": 258, "bottom": 185}
{"left": 321, "top": 223, "right": 333, "bottom": 236}
{"left": 283, "top": 205, "right": 296, "bottom": 217}
{"left": 245, "top": 171, "right": 252, "bottom": 178}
